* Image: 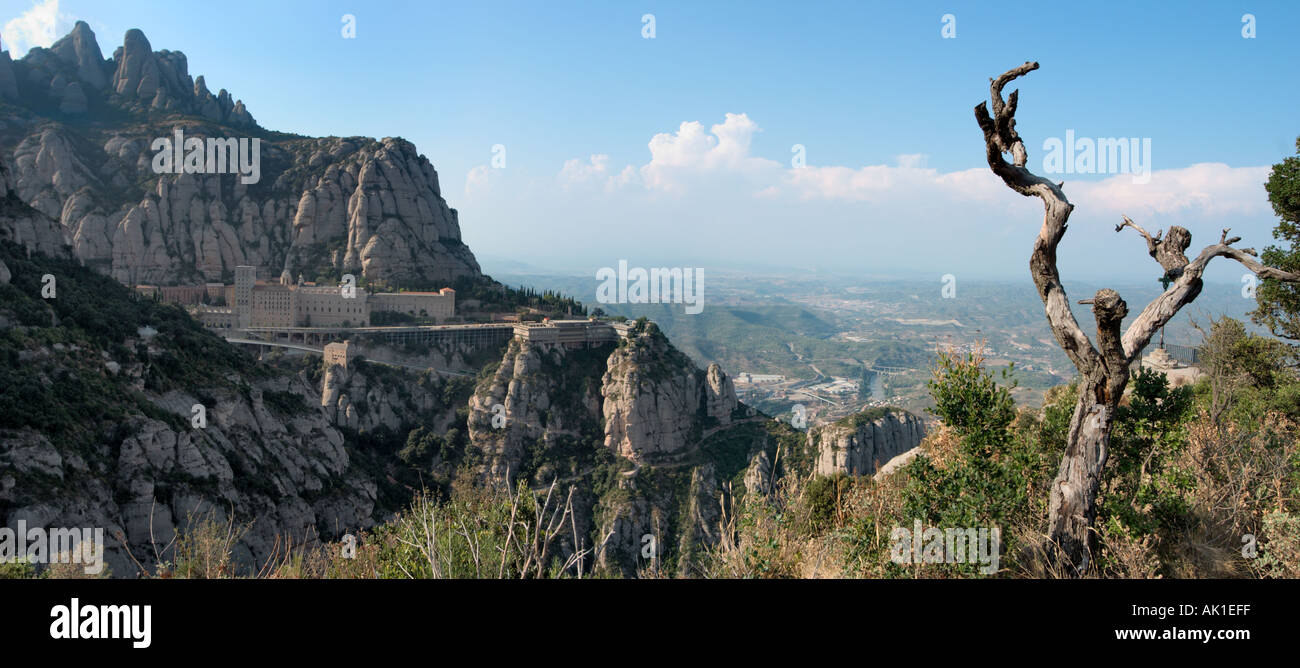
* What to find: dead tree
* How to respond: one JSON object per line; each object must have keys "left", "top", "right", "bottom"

{"left": 974, "top": 62, "right": 1300, "bottom": 574}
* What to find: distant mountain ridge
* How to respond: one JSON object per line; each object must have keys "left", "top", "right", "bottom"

{"left": 0, "top": 22, "right": 481, "bottom": 288}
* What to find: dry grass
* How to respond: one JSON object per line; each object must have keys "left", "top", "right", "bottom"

{"left": 94, "top": 394, "right": 1299, "bottom": 580}
{"left": 702, "top": 476, "right": 807, "bottom": 578}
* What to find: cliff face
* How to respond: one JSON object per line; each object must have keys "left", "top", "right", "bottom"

{"left": 467, "top": 338, "right": 609, "bottom": 484}
{"left": 83, "top": 377, "right": 375, "bottom": 578}
{"left": 320, "top": 361, "right": 456, "bottom": 435}
{"left": 466, "top": 325, "right": 743, "bottom": 478}
{"left": 601, "top": 331, "right": 737, "bottom": 463}
{"left": 0, "top": 23, "right": 480, "bottom": 287}
{"left": 0, "top": 242, "right": 390, "bottom": 577}
{"left": 810, "top": 408, "right": 926, "bottom": 477}
{"left": 0, "top": 153, "right": 70, "bottom": 258}
{"left": 464, "top": 322, "right": 756, "bottom": 576}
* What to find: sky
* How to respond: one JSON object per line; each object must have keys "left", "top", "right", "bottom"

{"left": 2, "top": 0, "right": 1297, "bottom": 283}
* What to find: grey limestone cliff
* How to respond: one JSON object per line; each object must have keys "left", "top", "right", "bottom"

{"left": 0, "top": 23, "right": 480, "bottom": 287}
{"left": 810, "top": 408, "right": 926, "bottom": 477}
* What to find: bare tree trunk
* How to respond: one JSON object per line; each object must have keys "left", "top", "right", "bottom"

{"left": 973, "top": 62, "right": 1300, "bottom": 575}
{"left": 1047, "top": 288, "right": 1128, "bottom": 573}
{"left": 1050, "top": 376, "right": 1105, "bottom": 572}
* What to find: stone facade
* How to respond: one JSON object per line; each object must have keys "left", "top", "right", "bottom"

{"left": 370, "top": 288, "right": 455, "bottom": 321}
{"left": 512, "top": 319, "right": 624, "bottom": 348}
{"left": 145, "top": 265, "right": 456, "bottom": 330}
{"left": 193, "top": 305, "right": 236, "bottom": 330}
{"left": 291, "top": 282, "right": 368, "bottom": 328}
{"left": 323, "top": 340, "right": 356, "bottom": 369}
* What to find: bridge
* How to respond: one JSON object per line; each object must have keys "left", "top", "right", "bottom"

{"left": 225, "top": 337, "right": 474, "bottom": 377}
{"left": 232, "top": 322, "right": 516, "bottom": 348}
{"left": 225, "top": 338, "right": 324, "bottom": 354}
{"left": 867, "top": 365, "right": 910, "bottom": 376}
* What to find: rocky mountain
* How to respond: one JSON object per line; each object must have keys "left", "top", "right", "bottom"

{"left": 0, "top": 238, "right": 402, "bottom": 576}
{"left": 0, "top": 152, "right": 70, "bottom": 257}
{"left": 467, "top": 336, "right": 608, "bottom": 484}
{"left": 0, "top": 226, "right": 898, "bottom": 577}
{"left": 462, "top": 320, "right": 806, "bottom": 576}
{"left": 0, "top": 22, "right": 480, "bottom": 287}
{"left": 320, "top": 358, "right": 461, "bottom": 435}
{"left": 810, "top": 407, "right": 926, "bottom": 477}
{"left": 0, "top": 23, "right": 929, "bottom": 580}
{"left": 602, "top": 332, "right": 738, "bottom": 462}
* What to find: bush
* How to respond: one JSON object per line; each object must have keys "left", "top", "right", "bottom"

{"left": 1097, "top": 367, "right": 1195, "bottom": 568}
{"left": 803, "top": 473, "right": 852, "bottom": 533}
{"left": 1258, "top": 511, "right": 1300, "bottom": 578}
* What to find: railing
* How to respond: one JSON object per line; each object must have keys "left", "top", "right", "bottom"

{"left": 224, "top": 337, "right": 473, "bottom": 377}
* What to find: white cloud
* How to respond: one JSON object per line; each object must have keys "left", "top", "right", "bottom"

{"left": 1069, "top": 163, "right": 1270, "bottom": 219}
{"left": 608, "top": 114, "right": 1269, "bottom": 218}
{"left": 560, "top": 153, "right": 609, "bottom": 182}
{"left": 522, "top": 113, "right": 1275, "bottom": 279}
{"left": 3, "top": 0, "right": 68, "bottom": 57}
{"left": 778, "top": 163, "right": 1012, "bottom": 208}
{"left": 464, "top": 164, "right": 501, "bottom": 198}
{"left": 558, "top": 154, "right": 637, "bottom": 192}
{"left": 639, "top": 113, "right": 781, "bottom": 191}
{"left": 784, "top": 164, "right": 924, "bottom": 202}
{"left": 563, "top": 115, "right": 1015, "bottom": 206}
{"left": 896, "top": 153, "right": 928, "bottom": 169}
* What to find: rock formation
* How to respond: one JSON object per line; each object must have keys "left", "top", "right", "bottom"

{"left": 743, "top": 449, "right": 773, "bottom": 497}
{"left": 0, "top": 24, "right": 480, "bottom": 287}
{"left": 0, "top": 52, "right": 19, "bottom": 101}
{"left": 465, "top": 322, "right": 750, "bottom": 576}
{"left": 0, "top": 243, "right": 404, "bottom": 577}
{"left": 810, "top": 408, "right": 926, "bottom": 476}
{"left": 0, "top": 330, "right": 378, "bottom": 577}
{"left": 704, "top": 362, "right": 738, "bottom": 426}
{"left": 601, "top": 329, "right": 737, "bottom": 463}
{"left": 467, "top": 338, "right": 607, "bottom": 484}
{"left": 50, "top": 21, "right": 108, "bottom": 92}
{"left": 0, "top": 153, "right": 71, "bottom": 257}
{"left": 320, "top": 358, "right": 456, "bottom": 434}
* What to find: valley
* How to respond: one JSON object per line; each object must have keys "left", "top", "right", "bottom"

{"left": 494, "top": 268, "right": 1255, "bottom": 425}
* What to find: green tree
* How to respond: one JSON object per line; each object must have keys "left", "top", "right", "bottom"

{"left": 1252, "top": 136, "right": 1300, "bottom": 341}
{"left": 1197, "top": 317, "right": 1300, "bottom": 426}
{"left": 895, "top": 351, "right": 1055, "bottom": 575}
{"left": 1099, "top": 367, "right": 1195, "bottom": 549}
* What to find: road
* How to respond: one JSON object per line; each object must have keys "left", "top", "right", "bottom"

{"left": 225, "top": 337, "right": 473, "bottom": 377}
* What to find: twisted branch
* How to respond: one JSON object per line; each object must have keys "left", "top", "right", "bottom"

{"left": 975, "top": 61, "right": 1099, "bottom": 376}
{"left": 1116, "top": 215, "right": 1191, "bottom": 279}
{"left": 1121, "top": 225, "right": 1300, "bottom": 361}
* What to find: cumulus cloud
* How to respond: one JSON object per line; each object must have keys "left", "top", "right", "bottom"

{"left": 565, "top": 115, "right": 1018, "bottom": 206}
{"left": 1069, "top": 163, "right": 1270, "bottom": 219}
{"left": 2, "top": 0, "right": 68, "bottom": 57}
{"left": 563, "top": 114, "right": 1270, "bottom": 215}
{"left": 525, "top": 113, "right": 1275, "bottom": 278}
{"left": 638, "top": 113, "right": 781, "bottom": 191}
{"left": 560, "top": 154, "right": 609, "bottom": 182}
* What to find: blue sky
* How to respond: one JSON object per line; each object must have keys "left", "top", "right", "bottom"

{"left": 3, "top": 0, "right": 1298, "bottom": 281}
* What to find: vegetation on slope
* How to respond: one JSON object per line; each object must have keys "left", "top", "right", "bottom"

{"left": 704, "top": 321, "right": 1300, "bottom": 579}
{"left": 0, "top": 239, "right": 263, "bottom": 450}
